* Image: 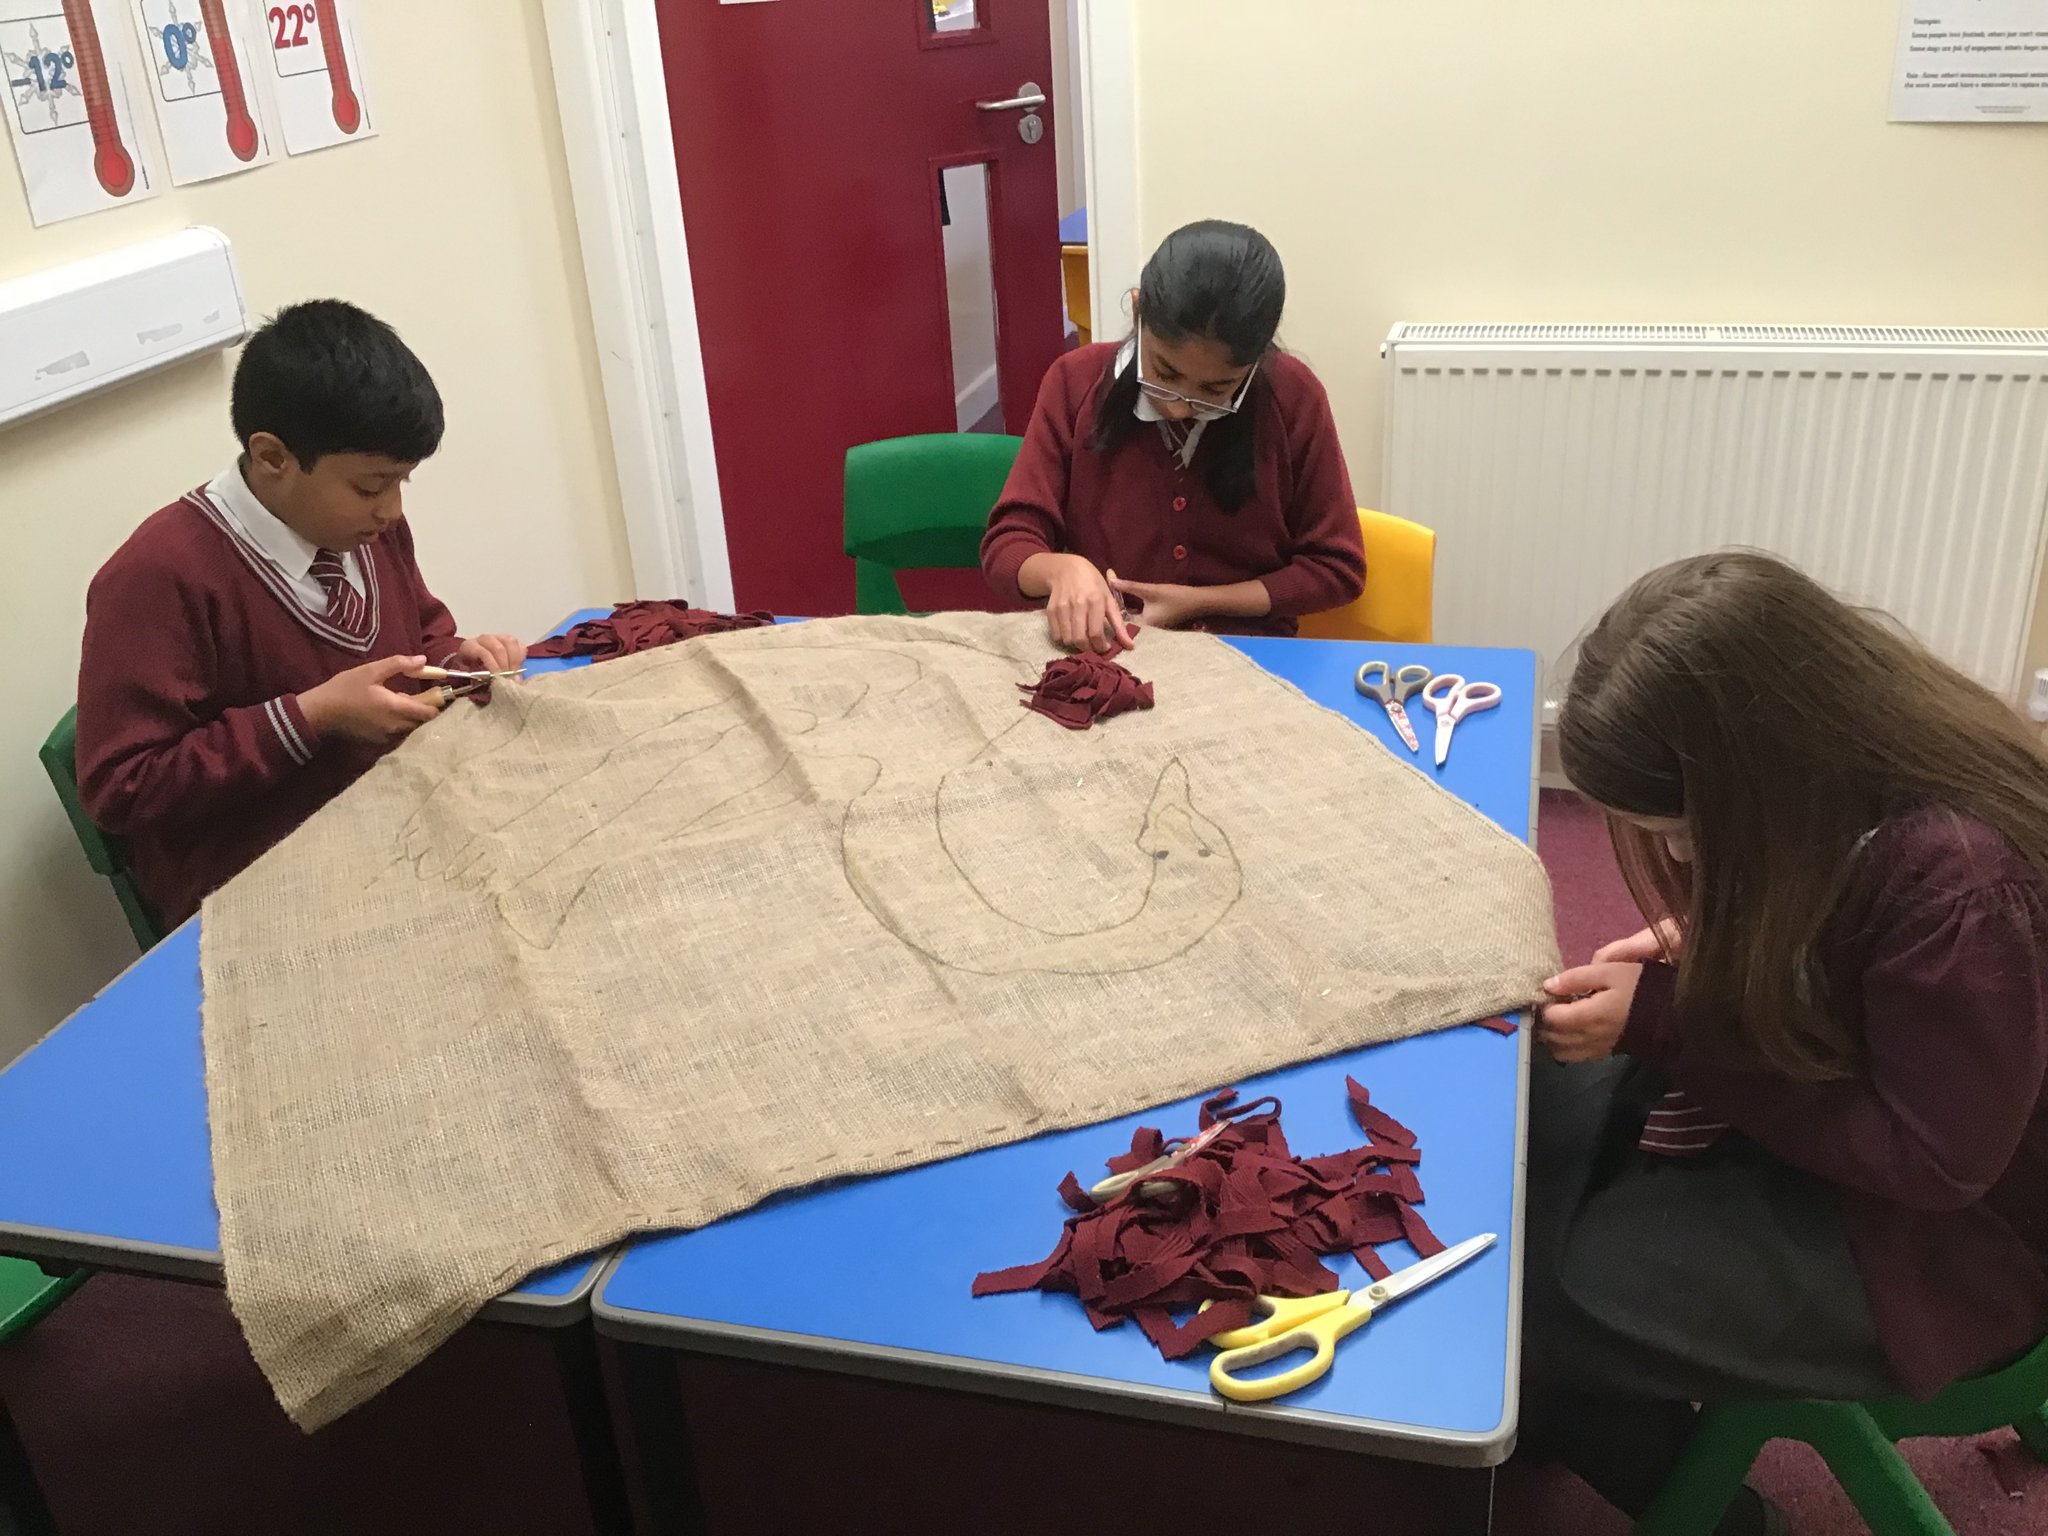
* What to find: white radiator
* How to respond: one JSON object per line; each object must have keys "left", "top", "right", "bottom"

{"left": 1381, "top": 324, "right": 2048, "bottom": 708}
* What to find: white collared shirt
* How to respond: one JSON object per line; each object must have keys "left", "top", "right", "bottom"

{"left": 203, "top": 462, "right": 364, "bottom": 610}
{"left": 1118, "top": 338, "right": 1209, "bottom": 469}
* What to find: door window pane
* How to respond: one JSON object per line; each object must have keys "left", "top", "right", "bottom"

{"left": 938, "top": 162, "right": 1002, "bottom": 432}
{"left": 928, "top": 0, "right": 983, "bottom": 35}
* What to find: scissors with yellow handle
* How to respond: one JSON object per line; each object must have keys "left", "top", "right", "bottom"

{"left": 1207, "top": 1232, "right": 1497, "bottom": 1403}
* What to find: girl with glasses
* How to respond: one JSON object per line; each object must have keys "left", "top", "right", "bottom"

{"left": 981, "top": 220, "right": 1365, "bottom": 654}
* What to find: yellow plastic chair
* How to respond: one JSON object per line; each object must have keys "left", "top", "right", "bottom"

{"left": 1296, "top": 509, "right": 1435, "bottom": 644}
{"left": 1060, "top": 246, "right": 1091, "bottom": 345}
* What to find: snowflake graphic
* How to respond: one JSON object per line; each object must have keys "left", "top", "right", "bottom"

{"left": 4, "top": 22, "right": 84, "bottom": 128}
{"left": 146, "top": 0, "right": 215, "bottom": 100}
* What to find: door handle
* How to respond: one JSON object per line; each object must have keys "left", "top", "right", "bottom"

{"left": 977, "top": 81, "right": 1047, "bottom": 112}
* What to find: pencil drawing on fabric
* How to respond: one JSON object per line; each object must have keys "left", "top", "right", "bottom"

{"left": 844, "top": 755, "right": 1241, "bottom": 977}
{"left": 378, "top": 630, "right": 1243, "bottom": 968}
{"left": 197, "top": 611, "right": 1560, "bottom": 1431}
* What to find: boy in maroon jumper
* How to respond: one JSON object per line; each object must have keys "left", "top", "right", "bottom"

{"left": 75, "top": 301, "right": 522, "bottom": 927}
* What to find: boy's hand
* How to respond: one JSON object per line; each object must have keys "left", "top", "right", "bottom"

{"left": 1593, "top": 918, "right": 1684, "bottom": 965}
{"left": 456, "top": 634, "right": 524, "bottom": 674}
{"left": 1538, "top": 962, "right": 1641, "bottom": 1063}
{"left": 298, "top": 655, "right": 444, "bottom": 745}
{"left": 1108, "top": 575, "right": 1205, "bottom": 632}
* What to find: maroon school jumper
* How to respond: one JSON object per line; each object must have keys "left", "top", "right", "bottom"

{"left": 980, "top": 343, "right": 1365, "bottom": 637}
{"left": 1621, "top": 807, "right": 2048, "bottom": 1398}
{"left": 76, "top": 486, "right": 468, "bottom": 926}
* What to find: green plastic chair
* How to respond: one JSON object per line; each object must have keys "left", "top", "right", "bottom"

{"left": 38, "top": 709, "right": 164, "bottom": 952}
{"left": 1, "top": 1257, "right": 83, "bottom": 1535}
{"left": 0, "top": 1261, "right": 78, "bottom": 1342}
{"left": 1638, "top": 1336, "right": 2048, "bottom": 1535}
{"left": 843, "top": 433, "right": 1024, "bottom": 615}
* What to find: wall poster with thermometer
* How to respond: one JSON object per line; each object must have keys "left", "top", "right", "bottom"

{"left": 247, "top": 0, "right": 370, "bottom": 155}
{"left": 129, "top": 0, "right": 273, "bottom": 183}
{"left": 3, "top": 0, "right": 161, "bottom": 224}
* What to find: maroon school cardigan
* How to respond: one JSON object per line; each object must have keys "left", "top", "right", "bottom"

{"left": 1621, "top": 807, "right": 2048, "bottom": 1398}
{"left": 980, "top": 343, "right": 1365, "bottom": 637}
{"left": 76, "top": 492, "right": 468, "bottom": 926}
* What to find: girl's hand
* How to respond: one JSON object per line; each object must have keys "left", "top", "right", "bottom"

{"left": 1107, "top": 574, "right": 1206, "bottom": 632}
{"left": 1042, "top": 555, "right": 1134, "bottom": 655}
{"left": 1538, "top": 962, "right": 1641, "bottom": 1063}
{"left": 1592, "top": 918, "right": 1685, "bottom": 965}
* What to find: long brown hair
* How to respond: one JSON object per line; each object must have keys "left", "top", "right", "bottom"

{"left": 1557, "top": 550, "right": 2048, "bottom": 1080}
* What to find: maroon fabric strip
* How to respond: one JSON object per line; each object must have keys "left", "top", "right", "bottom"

{"left": 1398, "top": 1202, "right": 1447, "bottom": 1258}
{"left": 1346, "top": 1077, "right": 1419, "bottom": 1149}
{"left": 1142, "top": 1298, "right": 1260, "bottom": 1359}
{"left": 1055, "top": 1171, "right": 1094, "bottom": 1213}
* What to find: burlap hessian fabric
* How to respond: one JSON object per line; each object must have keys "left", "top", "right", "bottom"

{"left": 200, "top": 613, "right": 1560, "bottom": 1428}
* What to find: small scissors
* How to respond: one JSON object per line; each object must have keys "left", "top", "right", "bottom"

{"left": 1088, "top": 1118, "right": 1234, "bottom": 1204}
{"left": 1354, "top": 661, "right": 1431, "bottom": 754}
{"left": 409, "top": 664, "right": 525, "bottom": 704}
{"left": 1420, "top": 674, "right": 1501, "bottom": 768}
{"left": 1207, "top": 1233, "right": 1496, "bottom": 1403}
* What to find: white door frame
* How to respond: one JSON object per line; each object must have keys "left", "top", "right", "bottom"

{"left": 1074, "top": 0, "right": 1139, "bottom": 345}
{"left": 543, "top": 0, "right": 1140, "bottom": 606}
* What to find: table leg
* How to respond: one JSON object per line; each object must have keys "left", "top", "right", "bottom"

{"left": 0, "top": 1392, "right": 58, "bottom": 1536}
{"left": 550, "top": 1323, "right": 634, "bottom": 1536}
{"left": 616, "top": 1343, "right": 709, "bottom": 1536}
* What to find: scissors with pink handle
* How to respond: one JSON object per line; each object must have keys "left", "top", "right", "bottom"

{"left": 1420, "top": 673, "right": 1501, "bottom": 768}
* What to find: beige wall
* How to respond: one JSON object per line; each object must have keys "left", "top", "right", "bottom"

{"left": 0, "top": 0, "right": 631, "bottom": 1060}
{"left": 1133, "top": 0, "right": 2048, "bottom": 681}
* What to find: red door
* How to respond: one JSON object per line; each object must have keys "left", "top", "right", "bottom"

{"left": 656, "top": 0, "right": 1066, "bottom": 617}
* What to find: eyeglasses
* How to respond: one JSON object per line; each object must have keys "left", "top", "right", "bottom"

{"left": 1135, "top": 341, "right": 1258, "bottom": 423}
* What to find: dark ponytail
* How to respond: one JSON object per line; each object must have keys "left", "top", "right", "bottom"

{"left": 1088, "top": 220, "right": 1286, "bottom": 512}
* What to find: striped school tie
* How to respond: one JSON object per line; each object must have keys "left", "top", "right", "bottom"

{"left": 1638, "top": 1090, "right": 1728, "bottom": 1156}
{"left": 310, "top": 548, "right": 367, "bottom": 637}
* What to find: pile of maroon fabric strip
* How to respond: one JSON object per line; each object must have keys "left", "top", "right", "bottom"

{"left": 1018, "top": 655, "right": 1155, "bottom": 731}
{"left": 525, "top": 601, "right": 775, "bottom": 661}
{"left": 973, "top": 1080, "right": 1445, "bottom": 1360}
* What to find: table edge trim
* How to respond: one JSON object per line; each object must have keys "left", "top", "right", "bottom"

{"left": 590, "top": 1299, "right": 1514, "bottom": 1468}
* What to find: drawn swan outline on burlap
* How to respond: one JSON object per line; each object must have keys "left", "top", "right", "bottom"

{"left": 838, "top": 755, "right": 1243, "bottom": 976}
{"left": 380, "top": 645, "right": 921, "bottom": 904}
{"left": 384, "top": 634, "right": 1243, "bottom": 971}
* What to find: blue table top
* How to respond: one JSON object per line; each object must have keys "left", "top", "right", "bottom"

{"left": 594, "top": 630, "right": 1541, "bottom": 1466}
{"left": 1059, "top": 206, "right": 1088, "bottom": 246}
{"left": 0, "top": 925, "right": 598, "bottom": 1317}
{"left": 0, "top": 624, "right": 624, "bottom": 1320}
